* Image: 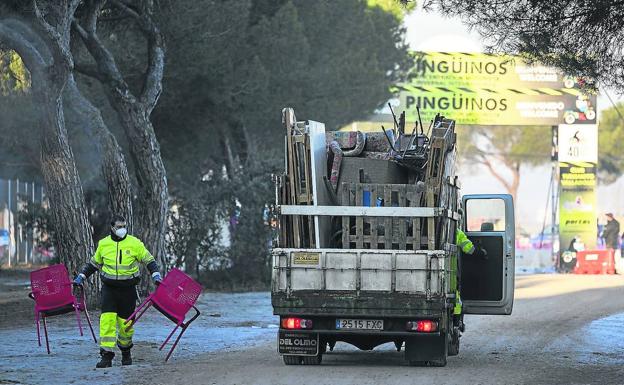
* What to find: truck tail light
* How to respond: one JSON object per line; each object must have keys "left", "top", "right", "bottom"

{"left": 406, "top": 320, "right": 438, "bottom": 333}
{"left": 281, "top": 317, "right": 313, "bottom": 330}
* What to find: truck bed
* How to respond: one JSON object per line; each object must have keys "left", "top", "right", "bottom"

{"left": 271, "top": 248, "right": 452, "bottom": 317}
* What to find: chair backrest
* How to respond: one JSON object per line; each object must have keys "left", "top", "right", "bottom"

{"left": 30, "top": 264, "right": 74, "bottom": 309}
{"left": 153, "top": 268, "right": 202, "bottom": 320}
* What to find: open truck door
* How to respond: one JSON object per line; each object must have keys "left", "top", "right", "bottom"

{"left": 460, "top": 194, "right": 515, "bottom": 315}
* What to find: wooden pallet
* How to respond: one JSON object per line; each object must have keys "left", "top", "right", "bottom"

{"left": 341, "top": 183, "right": 425, "bottom": 250}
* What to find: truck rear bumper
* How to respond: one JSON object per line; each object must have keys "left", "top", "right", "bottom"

{"left": 280, "top": 329, "right": 440, "bottom": 337}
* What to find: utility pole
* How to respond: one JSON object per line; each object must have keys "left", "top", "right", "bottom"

{"left": 551, "top": 126, "right": 559, "bottom": 270}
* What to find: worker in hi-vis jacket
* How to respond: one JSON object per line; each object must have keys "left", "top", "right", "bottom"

{"left": 74, "top": 215, "right": 162, "bottom": 368}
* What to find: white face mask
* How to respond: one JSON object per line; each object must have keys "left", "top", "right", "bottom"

{"left": 114, "top": 228, "right": 127, "bottom": 238}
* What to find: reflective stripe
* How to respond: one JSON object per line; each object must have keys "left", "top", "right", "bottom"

{"left": 100, "top": 271, "right": 140, "bottom": 280}
{"left": 100, "top": 336, "right": 117, "bottom": 343}
{"left": 90, "top": 259, "right": 102, "bottom": 269}
{"left": 454, "top": 290, "right": 462, "bottom": 315}
{"left": 103, "top": 262, "right": 138, "bottom": 271}
{"left": 142, "top": 253, "right": 155, "bottom": 264}
{"left": 117, "top": 337, "right": 133, "bottom": 346}
{"left": 456, "top": 229, "right": 475, "bottom": 254}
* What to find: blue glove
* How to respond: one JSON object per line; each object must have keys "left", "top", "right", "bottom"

{"left": 73, "top": 274, "right": 85, "bottom": 286}
{"left": 151, "top": 272, "right": 162, "bottom": 285}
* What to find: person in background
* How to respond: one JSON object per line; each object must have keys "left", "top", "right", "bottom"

{"left": 603, "top": 213, "right": 620, "bottom": 250}
{"left": 597, "top": 218, "right": 605, "bottom": 248}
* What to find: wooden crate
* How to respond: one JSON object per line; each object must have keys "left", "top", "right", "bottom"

{"left": 341, "top": 183, "right": 425, "bottom": 250}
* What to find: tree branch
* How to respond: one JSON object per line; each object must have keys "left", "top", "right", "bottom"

{"left": 481, "top": 156, "right": 513, "bottom": 194}
{"left": 0, "top": 20, "right": 48, "bottom": 83}
{"left": 84, "top": 0, "right": 107, "bottom": 34}
{"left": 109, "top": 0, "right": 164, "bottom": 114}
{"left": 71, "top": 19, "right": 126, "bottom": 86}
{"left": 74, "top": 62, "right": 105, "bottom": 81}
{"left": 109, "top": 0, "right": 142, "bottom": 22}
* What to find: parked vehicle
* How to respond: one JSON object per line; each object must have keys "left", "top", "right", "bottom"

{"left": 270, "top": 108, "right": 515, "bottom": 366}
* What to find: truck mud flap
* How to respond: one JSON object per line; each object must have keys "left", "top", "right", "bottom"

{"left": 278, "top": 331, "right": 319, "bottom": 356}
{"left": 404, "top": 333, "right": 447, "bottom": 362}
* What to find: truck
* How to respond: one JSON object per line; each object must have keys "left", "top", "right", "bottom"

{"left": 271, "top": 107, "right": 515, "bottom": 366}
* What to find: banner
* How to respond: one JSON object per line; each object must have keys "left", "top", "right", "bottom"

{"left": 558, "top": 123, "right": 598, "bottom": 270}
{"left": 557, "top": 124, "right": 598, "bottom": 163}
{"left": 559, "top": 161, "right": 597, "bottom": 255}
{"left": 392, "top": 52, "right": 597, "bottom": 126}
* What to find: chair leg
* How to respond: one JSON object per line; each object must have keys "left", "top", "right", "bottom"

{"left": 125, "top": 302, "right": 152, "bottom": 332}
{"left": 42, "top": 316, "right": 50, "bottom": 354}
{"left": 83, "top": 307, "right": 97, "bottom": 343}
{"left": 73, "top": 303, "right": 84, "bottom": 337}
{"left": 163, "top": 305, "right": 200, "bottom": 361}
{"left": 165, "top": 325, "right": 188, "bottom": 362}
{"left": 35, "top": 312, "right": 41, "bottom": 347}
{"left": 159, "top": 323, "right": 181, "bottom": 351}
{"left": 125, "top": 295, "right": 153, "bottom": 324}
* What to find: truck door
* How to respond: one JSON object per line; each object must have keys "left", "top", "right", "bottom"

{"left": 460, "top": 194, "right": 515, "bottom": 315}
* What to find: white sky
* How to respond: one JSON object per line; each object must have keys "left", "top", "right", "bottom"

{"left": 403, "top": 6, "right": 624, "bottom": 233}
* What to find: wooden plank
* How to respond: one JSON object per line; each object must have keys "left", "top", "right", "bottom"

{"left": 370, "top": 184, "right": 378, "bottom": 249}
{"left": 305, "top": 139, "right": 315, "bottom": 248}
{"left": 412, "top": 187, "right": 421, "bottom": 250}
{"left": 355, "top": 184, "right": 364, "bottom": 249}
{"left": 342, "top": 183, "right": 350, "bottom": 249}
{"left": 384, "top": 185, "right": 392, "bottom": 250}
{"left": 427, "top": 186, "right": 435, "bottom": 251}
{"left": 398, "top": 185, "right": 407, "bottom": 250}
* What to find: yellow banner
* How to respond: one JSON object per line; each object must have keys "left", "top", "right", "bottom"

{"left": 390, "top": 52, "right": 597, "bottom": 126}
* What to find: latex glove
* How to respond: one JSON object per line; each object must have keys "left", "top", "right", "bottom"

{"left": 73, "top": 273, "right": 86, "bottom": 286}
{"left": 151, "top": 272, "right": 163, "bottom": 285}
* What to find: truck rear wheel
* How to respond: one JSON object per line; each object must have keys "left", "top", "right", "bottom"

{"left": 448, "top": 327, "right": 460, "bottom": 356}
{"left": 283, "top": 355, "right": 301, "bottom": 365}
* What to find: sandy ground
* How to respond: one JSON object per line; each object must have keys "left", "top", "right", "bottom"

{"left": 2, "top": 273, "right": 624, "bottom": 385}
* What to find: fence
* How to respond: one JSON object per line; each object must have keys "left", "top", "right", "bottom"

{"left": 0, "top": 178, "right": 46, "bottom": 267}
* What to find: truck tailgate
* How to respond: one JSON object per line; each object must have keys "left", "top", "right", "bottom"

{"left": 272, "top": 248, "right": 451, "bottom": 315}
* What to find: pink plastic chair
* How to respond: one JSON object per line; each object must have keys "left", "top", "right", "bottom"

{"left": 125, "top": 268, "right": 201, "bottom": 361}
{"left": 29, "top": 264, "right": 97, "bottom": 354}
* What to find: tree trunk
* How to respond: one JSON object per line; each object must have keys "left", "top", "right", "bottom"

{"left": 64, "top": 75, "right": 133, "bottom": 229}
{"left": 73, "top": 2, "right": 169, "bottom": 294}
{"left": 108, "top": 96, "right": 168, "bottom": 271}
{"left": 37, "top": 89, "right": 95, "bottom": 284}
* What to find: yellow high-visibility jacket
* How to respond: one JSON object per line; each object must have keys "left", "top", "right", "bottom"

{"left": 90, "top": 235, "right": 155, "bottom": 284}
{"left": 455, "top": 229, "right": 475, "bottom": 254}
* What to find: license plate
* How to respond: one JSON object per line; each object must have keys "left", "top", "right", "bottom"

{"left": 336, "top": 319, "right": 383, "bottom": 330}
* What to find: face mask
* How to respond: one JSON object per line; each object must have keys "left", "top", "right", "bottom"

{"left": 114, "top": 228, "right": 127, "bottom": 238}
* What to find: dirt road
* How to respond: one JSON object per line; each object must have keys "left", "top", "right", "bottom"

{"left": 2, "top": 274, "right": 624, "bottom": 385}
{"left": 131, "top": 275, "right": 624, "bottom": 385}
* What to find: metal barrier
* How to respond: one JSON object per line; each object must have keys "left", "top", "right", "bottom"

{"left": 0, "top": 178, "right": 46, "bottom": 266}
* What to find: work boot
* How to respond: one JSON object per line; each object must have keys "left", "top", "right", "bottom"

{"left": 120, "top": 345, "right": 133, "bottom": 366}
{"left": 96, "top": 349, "right": 115, "bottom": 368}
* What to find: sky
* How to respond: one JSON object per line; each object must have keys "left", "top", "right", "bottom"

{"left": 402, "top": 5, "right": 624, "bottom": 234}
